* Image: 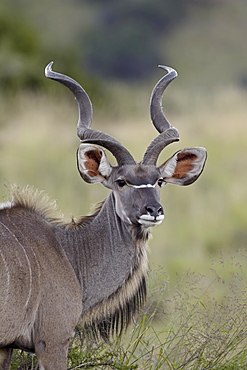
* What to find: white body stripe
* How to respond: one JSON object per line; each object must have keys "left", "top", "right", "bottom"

{"left": 0, "top": 201, "right": 13, "bottom": 210}
{"left": 0, "top": 220, "right": 33, "bottom": 307}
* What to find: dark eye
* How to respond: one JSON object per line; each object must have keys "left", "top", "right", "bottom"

{"left": 158, "top": 178, "right": 164, "bottom": 187}
{"left": 116, "top": 179, "right": 126, "bottom": 188}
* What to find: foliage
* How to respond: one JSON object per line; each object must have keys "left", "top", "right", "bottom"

{"left": 11, "top": 352, "right": 38, "bottom": 370}
{"left": 0, "top": 7, "right": 102, "bottom": 99}
{"left": 0, "top": 11, "right": 43, "bottom": 91}
{"left": 82, "top": 0, "right": 186, "bottom": 80}
{"left": 11, "top": 261, "right": 247, "bottom": 369}
{"left": 2, "top": 0, "right": 243, "bottom": 87}
{"left": 0, "top": 25, "right": 246, "bottom": 367}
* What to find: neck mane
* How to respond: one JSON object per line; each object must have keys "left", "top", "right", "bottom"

{"left": 7, "top": 186, "right": 151, "bottom": 341}
{"left": 55, "top": 192, "right": 150, "bottom": 340}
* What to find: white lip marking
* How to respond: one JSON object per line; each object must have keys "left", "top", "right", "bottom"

{"left": 138, "top": 214, "right": 164, "bottom": 227}
{"left": 140, "top": 214, "right": 164, "bottom": 221}
{"left": 155, "top": 215, "right": 164, "bottom": 221}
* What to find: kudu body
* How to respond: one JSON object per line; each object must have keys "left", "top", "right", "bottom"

{"left": 0, "top": 63, "right": 206, "bottom": 369}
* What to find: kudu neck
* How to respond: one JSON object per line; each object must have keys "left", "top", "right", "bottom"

{"left": 55, "top": 192, "right": 149, "bottom": 313}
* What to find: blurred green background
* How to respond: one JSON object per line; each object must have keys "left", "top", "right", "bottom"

{"left": 0, "top": 0, "right": 247, "bottom": 284}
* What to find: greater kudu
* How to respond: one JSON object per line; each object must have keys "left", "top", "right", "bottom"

{"left": 0, "top": 63, "right": 207, "bottom": 369}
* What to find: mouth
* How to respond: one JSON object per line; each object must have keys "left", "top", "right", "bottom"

{"left": 138, "top": 214, "right": 164, "bottom": 227}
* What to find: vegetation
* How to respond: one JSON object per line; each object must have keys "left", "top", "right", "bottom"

{"left": 1, "top": 82, "right": 247, "bottom": 369}
{"left": 1, "top": 0, "right": 247, "bottom": 368}
{"left": 81, "top": 0, "right": 186, "bottom": 80}
{"left": 1, "top": 0, "right": 247, "bottom": 88}
{"left": 10, "top": 259, "right": 247, "bottom": 369}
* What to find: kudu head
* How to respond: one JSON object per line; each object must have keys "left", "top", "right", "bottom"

{"left": 45, "top": 63, "right": 206, "bottom": 228}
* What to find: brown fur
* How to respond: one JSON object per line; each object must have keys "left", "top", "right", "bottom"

{"left": 173, "top": 152, "right": 197, "bottom": 179}
{"left": 85, "top": 150, "right": 102, "bottom": 177}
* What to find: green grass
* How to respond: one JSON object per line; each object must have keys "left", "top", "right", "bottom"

{"left": 11, "top": 262, "right": 247, "bottom": 369}
{"left": 1, "top": 84, "right": 247, "bottom": 368}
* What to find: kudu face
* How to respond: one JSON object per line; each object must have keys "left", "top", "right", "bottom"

{"left": 46, "top": 63, "right": 207, "bottom": 229}
{"left": 111, "top": 164, "right": 164, "bottom": 227}
{"left": 77, "top": 152, "right": 164, "bottom": 227}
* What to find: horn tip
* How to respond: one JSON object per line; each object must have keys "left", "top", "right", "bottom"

{"left": 158, "top": 65, "right": 178, "bottom": 78}
{"left": 45, "top": 61, "right": 54, "bottom": 77}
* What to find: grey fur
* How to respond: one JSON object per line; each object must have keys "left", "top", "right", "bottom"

{"left": 0, "top": 65, "right": 207, "bottom": 370}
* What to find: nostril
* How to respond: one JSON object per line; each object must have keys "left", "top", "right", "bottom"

{"left": 146, "top": 205, "right": 164, "bottom": 217}
{"left": 157, "top": 206, "right": 163, "bottom": 215}
{"left": 146, "top": 206, "right": 154, "bottom": 215}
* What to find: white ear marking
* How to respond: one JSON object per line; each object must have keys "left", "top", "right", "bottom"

{"left": 159, "top": 147, "right": 207, "bottom": 186}
{"left": 99, "top": 157, "right": 112, "bottom": 178}
{"left": 77, "top": 144, "right": 112, "bottom": 184}
{"left": 161, "top": 155, "right": 177, "bottom": 177}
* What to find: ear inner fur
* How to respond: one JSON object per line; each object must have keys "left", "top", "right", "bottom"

{"left": 173, "top": 152, "right": 197, "bottom": 179}
{"left": 85, "top": 149, "right": 102, "bottom": 177}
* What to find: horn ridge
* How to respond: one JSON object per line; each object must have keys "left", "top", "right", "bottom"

{"left": 150, "top": 65, "right": 178, "bottom": 134}
{"left": 142, "top": 128, "right": 180, "bottom": 165}
{"left": 45, "top": 62, "right": 93, "bottom": 131}
{"left": 79, "top": 129, "right": 136, "bottom": 166}
{"left": 45, "top": 62, "right": 136, "bottom": 166}
{"left": 142, "top": 66, "right": 179, "bottom": 165}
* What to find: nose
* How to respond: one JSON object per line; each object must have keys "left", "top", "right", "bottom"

{"left": 146, "top": 205, "right": 164, "bottom": 217}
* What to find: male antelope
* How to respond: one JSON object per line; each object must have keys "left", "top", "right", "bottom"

{"left": 0, "top": 63, "right": 206, "bottom": 369}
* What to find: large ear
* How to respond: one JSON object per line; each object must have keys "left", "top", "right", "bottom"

{"left": 77, "top": 144, "right": 112, "bottom": 184}
{"left": 159, "top": 147, "right": 207, "bottom": 186}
